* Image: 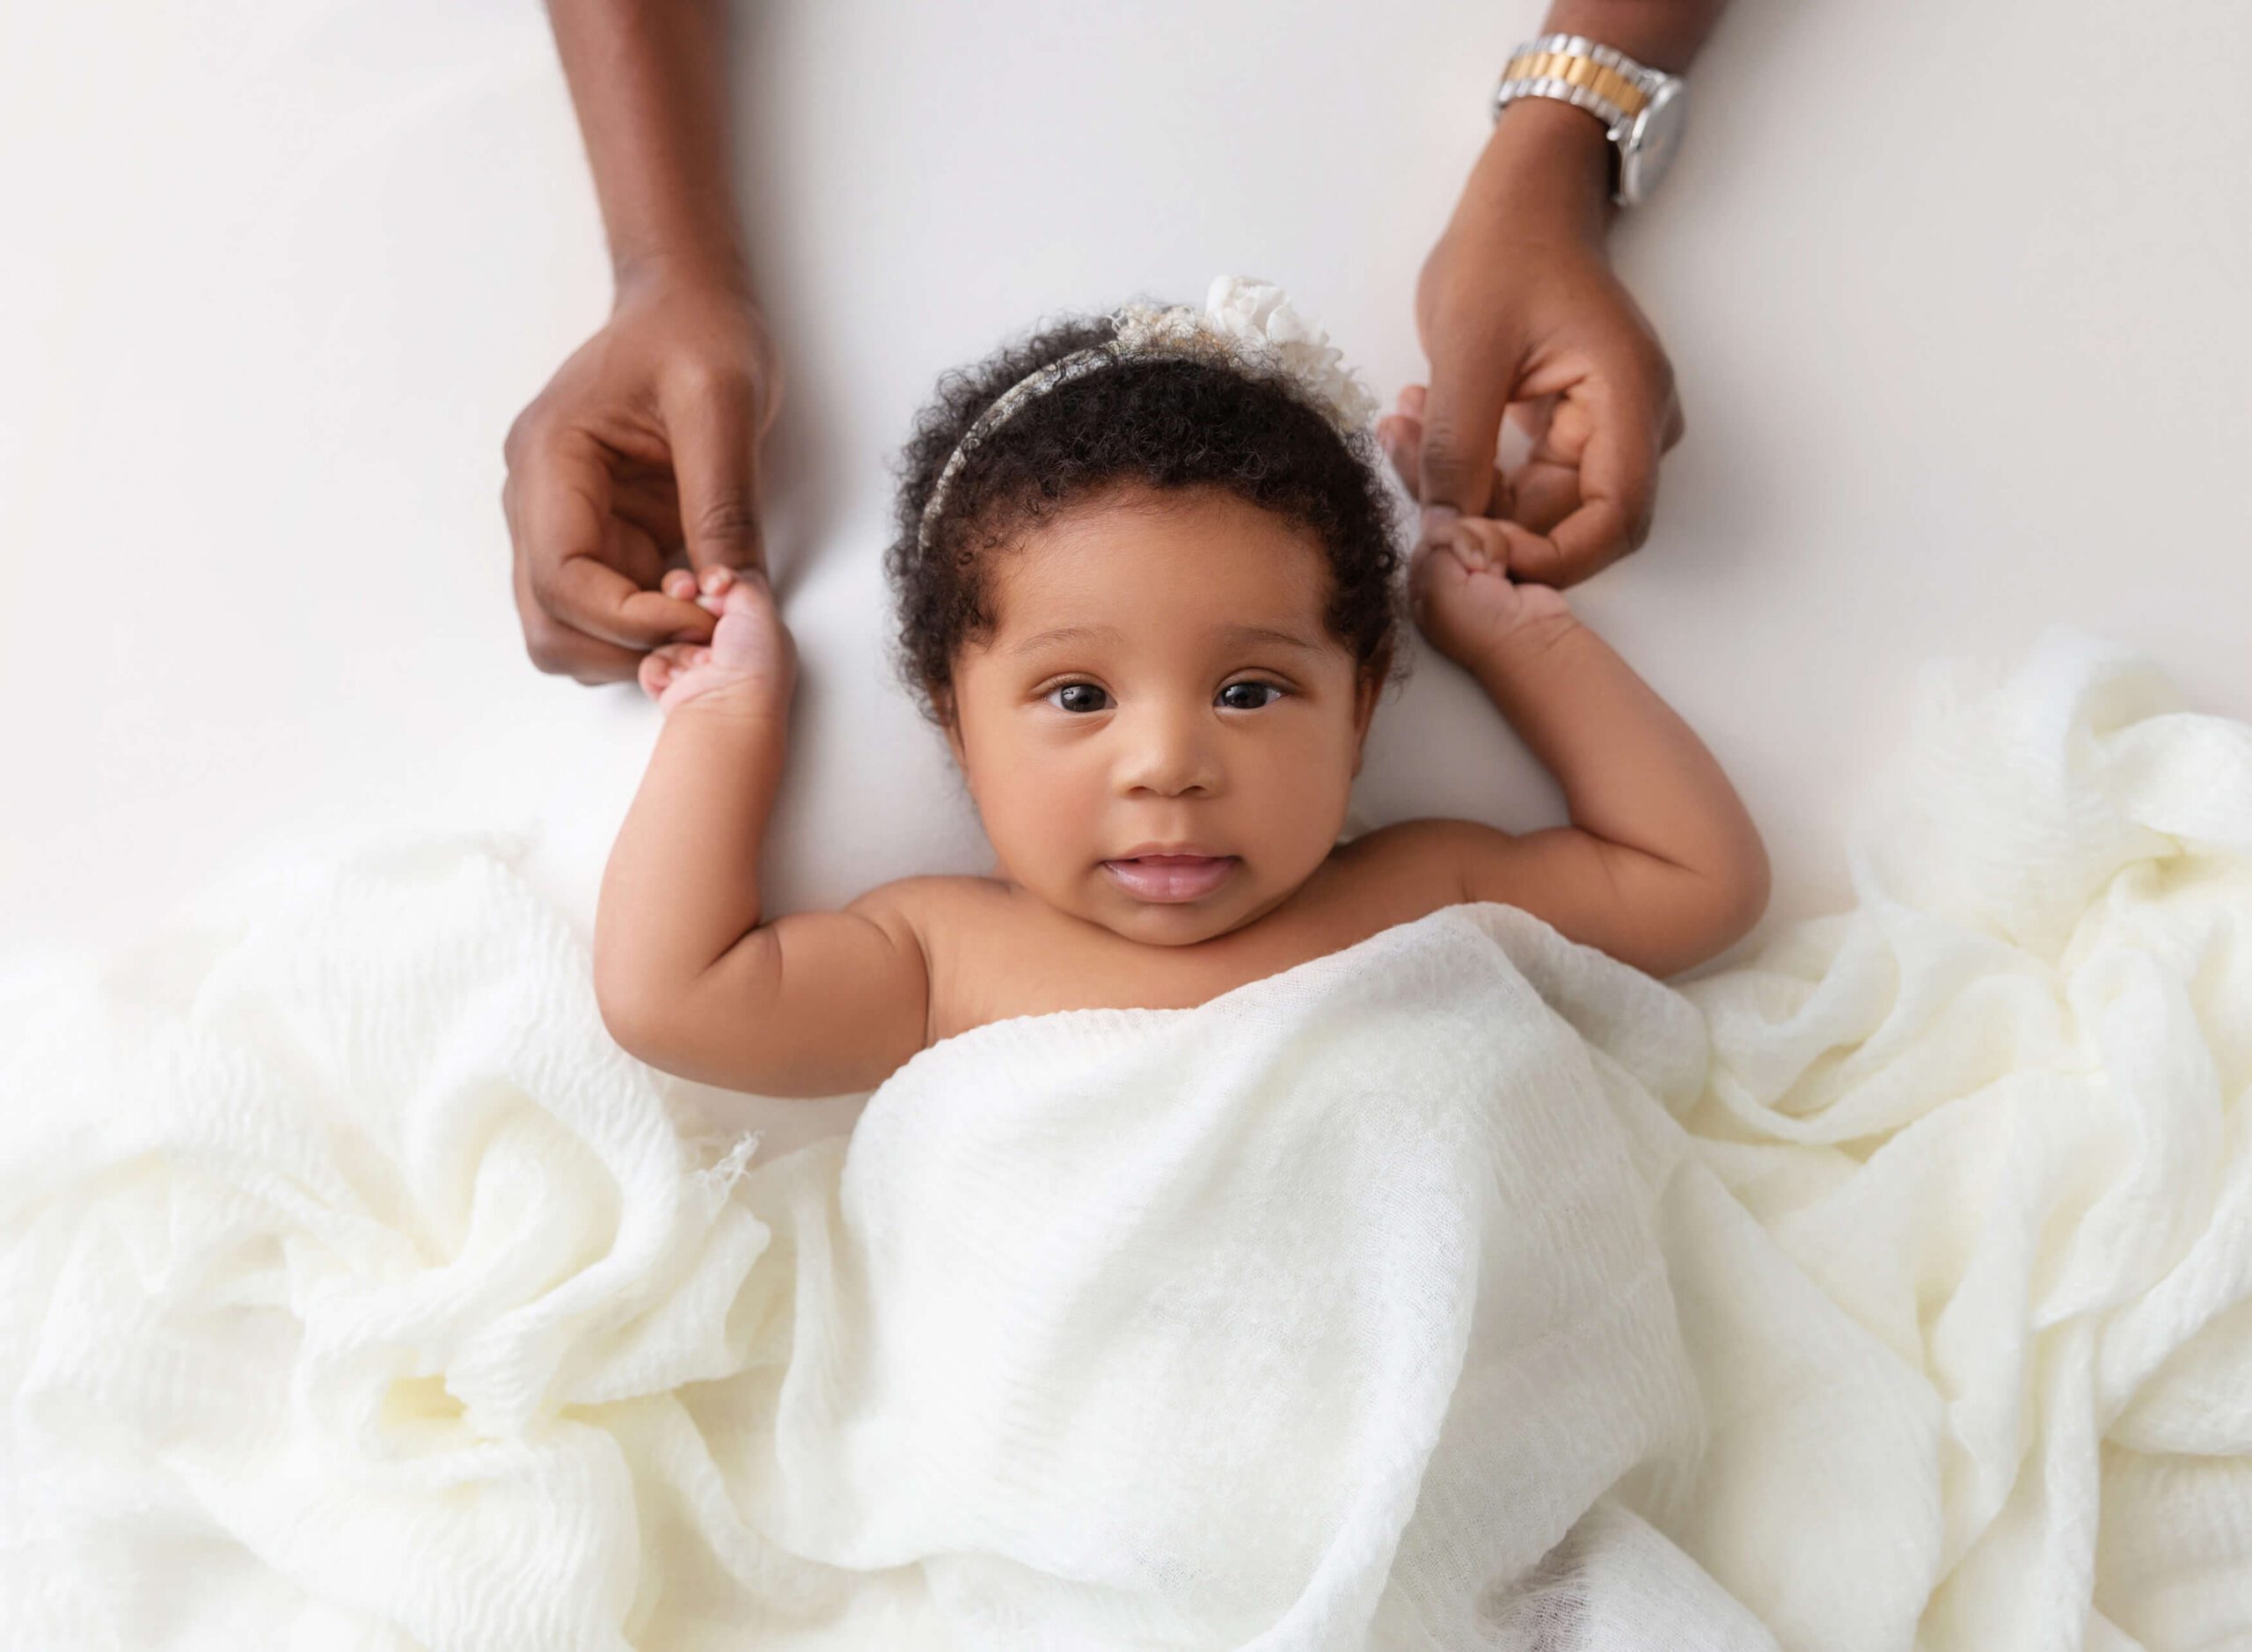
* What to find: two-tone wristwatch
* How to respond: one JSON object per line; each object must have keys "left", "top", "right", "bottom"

{"left": 1491, "top": 33, "right": 1688, "bottom": 208}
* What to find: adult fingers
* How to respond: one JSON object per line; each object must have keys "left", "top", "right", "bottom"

{"left": 1507, "top": 461, "right": 1583, "bottom": 535}
{"left": 1416, "top": 323, "right": 1521, "bottom": 522}
{"left": 510, "top": 534, "right": 653, "bottom": 684}
{"left": 665, "top": 369, "right": 767, "bottom": 575}
{"left": 611, "top": 468, "right": 687, "bottom": 551}
{"left": 507, "top": 457, "right": 636, "bottom": 683}
{"left": 516, "top": 437, "right": 713, "bottom": 651}
{"left": 1504, "top": 398, "right": 1587, "bottom": 533}
{"left": 602, "top": 512, "right": 675, "bottom": 596}
{"left": 1497, "top": 369, "right": 1663, "bottom": 587}
{"left": 1376, "top": 404, "right": 1509, "bottom": 515}
{"left": 546, "top": 556, "right": 717, "bottom": 650}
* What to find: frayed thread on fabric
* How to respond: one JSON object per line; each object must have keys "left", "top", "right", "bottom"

{"left": 688, "top": 1129, "right": 764, "bottom": 1198}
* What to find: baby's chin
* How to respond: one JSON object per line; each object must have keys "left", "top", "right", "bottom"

{"left": 1094, "top": 907, "right": 1246, "bottom": 948}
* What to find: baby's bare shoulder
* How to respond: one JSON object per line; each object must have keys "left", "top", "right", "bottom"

{"left": 848, "top": 872, "right": 1093, "bottom": 1041}
{"left": 845, "top": 871, "right": 1013, "bottom": 938}
{"left": 843, "top": 872, "right": 1036, "bottom": 993}
{"left": 1325, "top": 817, "right": 1495, "bottom": 911}
{"left": 1342, "top": 813, "right": 1630, "bottom": 908}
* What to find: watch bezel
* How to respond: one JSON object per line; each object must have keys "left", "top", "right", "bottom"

{"left": 1615, "top": 77, "right": 1686, "bottom": 207}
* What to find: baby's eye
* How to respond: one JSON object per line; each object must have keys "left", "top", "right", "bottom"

{"left": 1048, "top": 683, "right": 1111, "bottom": 714}
{"left": 1218, "top": 681, "right": 1285, "bottom": 711}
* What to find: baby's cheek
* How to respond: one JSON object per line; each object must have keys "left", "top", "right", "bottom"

{"left": 1250, "top": 745, "right": 1354, "bottom": 866}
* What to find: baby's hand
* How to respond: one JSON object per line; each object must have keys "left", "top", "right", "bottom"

{"left": 640, "top": 567, "right": 798, "bottom": 715}
{"left": 1408, "top": 513, "right": 1574, "bottom": 672}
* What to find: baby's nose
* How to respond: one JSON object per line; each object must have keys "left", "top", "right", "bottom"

{"left": 1115, "top": 704, "right": 1222, "bottom": 798}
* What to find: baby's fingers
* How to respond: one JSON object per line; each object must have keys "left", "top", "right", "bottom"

{"left": 1426, "top": 514, "right": 1514, "bottom": 574}
{"left": 665, "top": 566, "right": 742, "bottom": 622}
{"left": 636, "top": 640, "right": 708, "bottom": 701}
{"left": 1406, "top": 537, "right": 1473, "bottom": 612}
{"left": 692, "top": 564, "right": 744, "bottom": 613}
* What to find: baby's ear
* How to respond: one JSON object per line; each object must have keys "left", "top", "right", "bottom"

{"left": 1361, "top": 643, "right": 1394, "bottom": 705}
{"left": 930, "top": 683, "right": 967, "bottom": 762}
{"left": 1351, "top": 647, "right": 1392, "bottom": 768}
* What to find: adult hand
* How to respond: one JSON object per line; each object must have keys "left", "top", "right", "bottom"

{"left": 1392, "top": 101, "right": 1685, "bottom": 588}
{"left": 501, "top": 271, "right": 783, "bottom": 684}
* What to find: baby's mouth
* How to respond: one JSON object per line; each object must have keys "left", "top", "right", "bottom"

{"left": 1100, "top": 853, "right": 1239, "bottom": 903}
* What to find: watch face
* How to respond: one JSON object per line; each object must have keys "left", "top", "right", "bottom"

{"left": 1620, "top": 80, "right": 1686, "bottom": 205}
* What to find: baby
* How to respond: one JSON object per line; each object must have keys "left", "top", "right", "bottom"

{"left": 594, "top": 281, "right": 1768, "bottom": 1099}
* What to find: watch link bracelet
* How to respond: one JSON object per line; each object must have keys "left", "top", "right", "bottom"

{"left": 1492, "top": 33, "right": 1688, "bottom": 208}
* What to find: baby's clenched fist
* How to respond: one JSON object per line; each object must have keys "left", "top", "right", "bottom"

{"left": 1408, "top": 513, "right": 1575, "bottom": 673}
{"left": 640, "top": 566, "right": 798, "bottom": 716}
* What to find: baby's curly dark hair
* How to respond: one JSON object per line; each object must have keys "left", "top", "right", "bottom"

{"left": 882, "top": 303, "right": 1410, "bottom": 727}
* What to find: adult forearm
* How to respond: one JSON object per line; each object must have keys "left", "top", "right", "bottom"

{"left": 1470, "top": 618, "right": 1764, "bottom": 886}
{"left": 1538, "top": 0, "right": 1728, "bottom": 75}
{"left": 596, "top": 707, "right": 786, "bottom": 1023}
{"left": 545, "top": 0, "right": 749, "bottom": 293}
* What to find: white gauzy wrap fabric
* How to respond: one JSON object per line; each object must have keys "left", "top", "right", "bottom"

{"left": 4, "top": 624, "right": 2250, "bottom": 1650}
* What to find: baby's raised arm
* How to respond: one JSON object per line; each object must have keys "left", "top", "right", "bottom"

{"left": 1381, "top": 515, "right": 1770, "bottom": 977}
{"left": 594, "top": 568, "right": 931, "bottom": 1097}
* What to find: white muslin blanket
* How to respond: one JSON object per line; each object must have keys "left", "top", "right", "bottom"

{"left": 4, "top": 625, "right": 2249, "bottom": 1650}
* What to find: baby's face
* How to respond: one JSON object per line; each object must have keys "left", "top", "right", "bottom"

{"left": 946, "top": 484, "right": 1379, "bottom": 947}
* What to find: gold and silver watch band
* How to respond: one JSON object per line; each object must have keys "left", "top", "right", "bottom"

{"left": 1493, "top": 33, "right": 1663, "bottom": 131}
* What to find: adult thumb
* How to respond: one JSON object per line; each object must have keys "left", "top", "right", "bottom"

{"left": 669, "top": 373, "right": 767, "bottom": 575}
{"left": 1416, "top": 353, "right": 1514, "bottom": 524}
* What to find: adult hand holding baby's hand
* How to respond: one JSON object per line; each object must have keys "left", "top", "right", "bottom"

{"left": 1402, "top": 102, "right": 1685, "bottom": 588}
{"left": 639, "top": 566, "right": 798, "bottom": 718}
{"left": 1408, "top": 514, "right": 1575, "bottom": 676}
{"left": 502, "top": 272, "right": 782, "bottom": 684}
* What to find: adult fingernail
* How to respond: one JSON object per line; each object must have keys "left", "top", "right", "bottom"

{"left": 1419, "top": 504, "right": 1459, "bottom": 545}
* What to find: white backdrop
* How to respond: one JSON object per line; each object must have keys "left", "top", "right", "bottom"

{"left": 5, "top": 0, "right": 2248, "bottom": 974}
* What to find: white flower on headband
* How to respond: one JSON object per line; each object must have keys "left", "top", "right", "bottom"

{"left": 1113, "top": 275, "right": 1380, "bottom": 434}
